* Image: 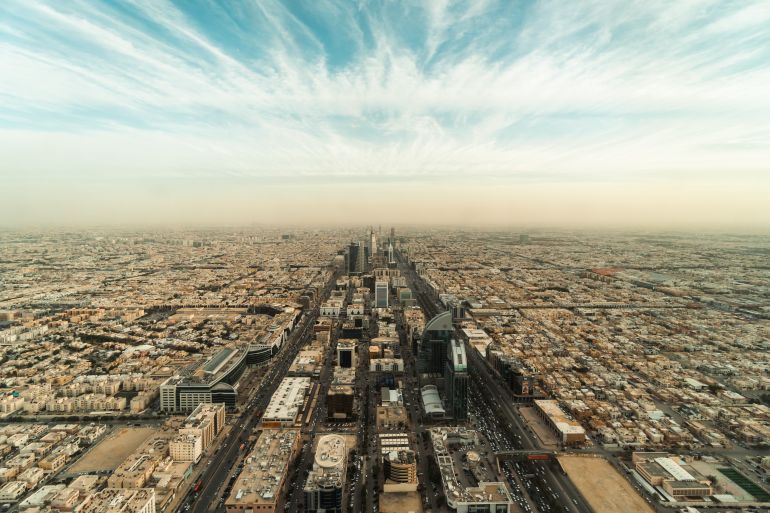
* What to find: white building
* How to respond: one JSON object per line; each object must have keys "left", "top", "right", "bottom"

{"left": 320, "top": 299, "right": 343, "bottom": 318}
{"left": 375, "top": 281, "right": 389, "bottom": 308}
{"left": 169, "top": 434, "right": 202, "bottom": 463}
{"left": 262, "top": 377, "right": 311, "bottom": 427}
{"left": 81, "top": 489, "right": 156, "bottom": 513}
{"left": 0, "top": 481, "right": 27, "bottom": 502}
{"left": 370, "top": 358, "right": 404, "bottom": 373}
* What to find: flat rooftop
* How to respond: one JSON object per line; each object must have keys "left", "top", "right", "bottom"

{"left": 80, "top": 488, "right": 155, "bottom": 513}
{"left": 226, "top": 429, "right": 299, "bottom": 506}
{"left": 263, "top": 377, "right": 311, "bottom": 422}
{"left": 535, "top": 399, "right": 586, "bottom": 435}
{"left": 305, "top": 434, "right": 347, "bottom": 492}
{"left": 429, "top": 427, "right": 512, "bottom": 506}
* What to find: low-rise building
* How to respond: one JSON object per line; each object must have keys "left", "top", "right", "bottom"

{"left": 107, "top": 436, "right": 170, "bottom": 489}
{"left": 261, "top": 377, "right": 311, "bottom": 428}
{"left": 369, "top": 358, "right": 404, "bottom": 373}
{"left": 533, "top": 400, "right": 586, "bottom": 445}
{"left": 0, "top": 481, "right": 27, "bottom": 502}
{"left": 80, "top": 488, "right": 155, "bottom": 513}
{"left": 634, "top": 454, "right": 712, "bottom": 498}
{"left": 224, "top": 429, "right": 300, "bottom": 513}
{"left": 429, "top": 427, "right": 513, "bottom": 513}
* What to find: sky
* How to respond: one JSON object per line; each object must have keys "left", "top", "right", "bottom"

{"left": 2, "top": 0, "right": 770, "bottom": 228}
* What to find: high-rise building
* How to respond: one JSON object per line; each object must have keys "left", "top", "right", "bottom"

{"left": 327, "top": 386, "right": 354, "bottom": 420}
{"left": 304, "top": 434, "right": 346, "bottom": 513}
{"left": 336, "top": 339, "right": 357, "bottom": 368}
{"left": 418, "top": 311, "right": 453, "bottom": 374}
{"left": 375, "top": 280, "right": 389, "bottom": 308}
{"left": 445, "top": 339, "right": 468, "bottom": 420}
{"left": 369, "top": 229, "right": 377, "bottom": 257}
{"left": 347, "top": 242, "right": 365, "bottom": 274}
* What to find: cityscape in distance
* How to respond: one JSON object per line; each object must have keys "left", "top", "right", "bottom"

{"left": 1, "top": 3, "right": 770, "bottom": 513}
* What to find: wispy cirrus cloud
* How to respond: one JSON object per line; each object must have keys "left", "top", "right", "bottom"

{"left": 1, "top": 0, "right": 769, "bottom": 225}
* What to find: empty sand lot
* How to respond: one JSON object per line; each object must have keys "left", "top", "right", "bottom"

{"left": 68, "top": 427, "right": 156, "bottom": 474}
{"left": 559, "top": 456, "right": 654, "bottom": 513}
{"left": 379, "top": 491, "right": 422, "bottom": 513}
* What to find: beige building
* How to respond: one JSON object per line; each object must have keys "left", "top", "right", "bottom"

{"left": 0, "top": 481, "right": 27, "bottom": 501}
{"left": 376, "top": 405, "right": 407, "bottom": 431}
{"left": 81, "top": 488, "right": 156, "bottom": 513}
{"left": 179, "top": 403, "right": 225, "bottom": 451}
{"left": 635, "top": 455, "right": 712, "bottom": 498}
{"left": 534, "top": 400, "right": 586, "bottom": 445}
{"left": 107, "top": 436, "right": 169, "bottom": 489}
{"left": 383, "top": 450, "right": 417, "bottom": 492}
{"left": 225, "top": 429, "right": 300, "bottom": 513}
{"left": 38, "top": 452, "right": 67, "bottom": 472}
{"left": 169, "top": 434, "right": 203, "bottom": 463}
{"left": 304, "top": 434, "right": 347, "bottom": 512}
{"left": 50, "top": 487, "right": 81, "bottom": 511}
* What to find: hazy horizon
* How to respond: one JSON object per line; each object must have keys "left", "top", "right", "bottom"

{"left": 2, "top": 1, "right": 770, "bottom": 227}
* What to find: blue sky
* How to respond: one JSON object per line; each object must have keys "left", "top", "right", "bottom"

{"left": 1, "top": 1, "right": 770, "bottom": 226}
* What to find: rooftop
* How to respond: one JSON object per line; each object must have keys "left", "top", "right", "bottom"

{"left": 263, "top": 377, "right": 310, "bottom": 423}
{"left": 226, "top": 429, "right": 299, "bottom": 506}
{"left": 80, "top": 488, "right": 155, "bottom": 513}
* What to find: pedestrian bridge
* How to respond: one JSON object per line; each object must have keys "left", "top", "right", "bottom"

{"left": 495, "top": 450, "right": 558, "bottom": 462}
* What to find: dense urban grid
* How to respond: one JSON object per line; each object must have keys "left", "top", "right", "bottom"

{"left": 0, "top": 228, "right": 769, "bottom": 513}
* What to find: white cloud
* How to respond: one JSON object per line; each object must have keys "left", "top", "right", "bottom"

{"left": 0, "top": 0, "right": 769, "bottom": 225}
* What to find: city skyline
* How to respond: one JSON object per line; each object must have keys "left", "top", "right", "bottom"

{"left": 2, "top": 0, "right": 770, "bottom": 227}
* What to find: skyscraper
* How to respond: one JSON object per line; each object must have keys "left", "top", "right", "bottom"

{"left": 347, "top": 242, "right": 365, "bottom": 274}
{"left": 445, "top": 339, "right": 468, "bottom": 420}
{"left": 369, "top": 228, "right": 377, "bottom": 256}
{"left": 375, "top": 280, "right": 389, "bottom": 308}
{"left": 418, "top": 311, "right": 453, "bottom": 374}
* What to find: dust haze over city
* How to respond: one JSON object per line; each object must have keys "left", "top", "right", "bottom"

{"left": 1, "top": 3, "right": 770, "bottom": 513}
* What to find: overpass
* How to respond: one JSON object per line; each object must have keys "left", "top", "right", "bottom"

{"left": 495, "top": 450, "right": 558, "bottom": 462}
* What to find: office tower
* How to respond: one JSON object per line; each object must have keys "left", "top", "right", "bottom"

{"left": 304, "top": 435, "right": 346, "bottom": 513}
{"left": 445, "top": 339, "right": 468, "bottom": 420}
{"left": 369, "top": 228, "right": 377, "bottom": 256}
{"left": 418, "top": 311, "right": 453, "bottom": 374}
{"left": 347, "top": 242, "right": 365, "bottom": 274}
{"left": 375, "top": 280, "right": 389, "bottom": 308}
{"left": 388, "top": 242, "right": 395, "bottom": 265}
{"left": 336, "top": 339, "right": 357, "bottom": 368}
{"left": 327, "top": 386, "right": 354, "bottom": 420}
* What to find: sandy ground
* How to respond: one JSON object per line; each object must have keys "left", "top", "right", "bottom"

{"left": 558, "top": 456, "right": 654, "bottom": 513}
{"left": 68, "top": 426, "right": 157, "bottom": 474}
{"left": 520, "top": 406, "right": 559, "bottom": 448}
{"left": 379, "top": 491, "right": 423, "bottom": 513}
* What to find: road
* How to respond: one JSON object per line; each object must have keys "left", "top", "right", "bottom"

{"left": 398, "top": 252, "right": 594, "bottom": 513}
{"left": 394, "top": 306, "right": 441, "bottom": 512}
{"left": 285, "top": 311, "right": 347, "bottom": 513}
{"left": 184, "top": 273, "right": 338, "bottom": 513}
